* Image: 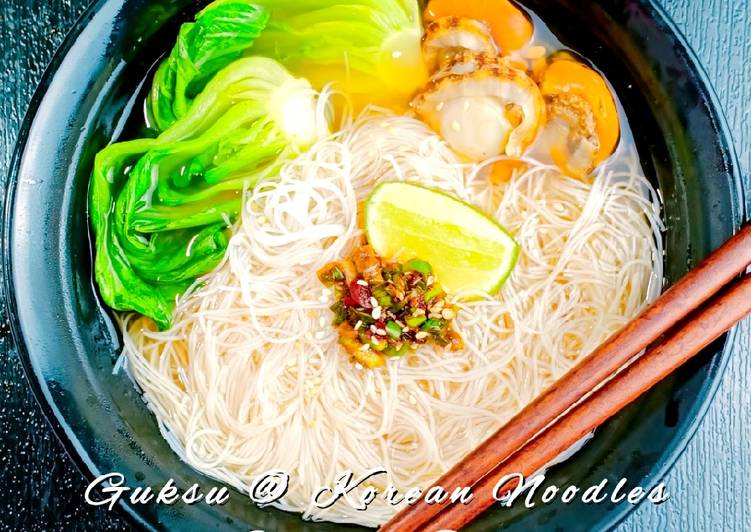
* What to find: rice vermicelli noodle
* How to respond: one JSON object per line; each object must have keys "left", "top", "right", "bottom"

{"left": 118, "top": 111, "right": 663, "bottom": 526}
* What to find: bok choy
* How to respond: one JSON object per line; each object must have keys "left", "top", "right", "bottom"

{"left": 250, "top": 0, "right": 428, "bottom": 108}
{"left": 147, "top": 0, "right": 270, "bottom": 132}
{"left": 90, "top": 57, "right": 328, "bottom": 329}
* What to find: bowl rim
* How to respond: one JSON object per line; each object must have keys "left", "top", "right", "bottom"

{"left": 602, "top": 0, "right": 745, "bottom": 526}
{"left": 2, "top": 0, "right": 745, "bottom": 530}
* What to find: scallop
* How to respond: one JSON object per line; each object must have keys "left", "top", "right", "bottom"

{"left": 539, "top": 58, "right": 620, "bottom": 177}
{"left": 422, "top": 16, "right": 497, "bottom": 73}
{"left": 412, "top": 58, "right": 545, "bottom": 160}
{"left": 425, "top": 0, "right": 534, "bottom": 55}
{"left": 433, "top": 49, "right": 503, "bottom": 78}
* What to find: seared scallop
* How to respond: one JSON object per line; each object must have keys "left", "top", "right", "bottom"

{"left": 423, "top": 16, "right": 497, "bottom": 73}
{"left": 425, "top": 0, "right": 534, "bottom": 55}
{"left": 539, "top": 58, "right": 620, "bottom": 177}
{"left": 412, "top": 57, "right": 545, "bottom": 160}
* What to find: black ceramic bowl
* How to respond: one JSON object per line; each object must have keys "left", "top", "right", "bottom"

{"left": 3, "top": 0, "right": 744, "bottom": 530}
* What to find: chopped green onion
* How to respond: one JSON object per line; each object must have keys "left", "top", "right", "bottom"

{"left": 330, "top": 301, "right": 347, "bottom": 326}
{"left": 390, "top": 300, "right": 408, "bottom": 313}
{"left": 372, "top": 286, "right": 393, "bottom": 307}
{"left": 353, "top": 309, "right": 375, "bottom": 325}
{"left": 405, "top": 315, "right": 427, "bottom": 328}
{"left": 432, "top": 333, "right": 450, "bottom": 347}
{"left": 403, "top": 259, "right": 433, "bottom": 275}
{"left": 383, "top": 266, "right": 401, "bottom": 281}
{"left": 385, "top": 321, "right": 402, "bottom": 340}
{"left": 370, "top": 336, "right": 388, "bottom": 351}
{"left": 384, "top": 343, "right": 410, "bottom": 357}
{"left": 421, "top": 319, "right": 445, "bottom": 333}
{"left": 424, "top": 285, "right": 444, "bottom": 302}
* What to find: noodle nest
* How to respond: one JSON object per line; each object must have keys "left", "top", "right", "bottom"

{"left": 120, "top": 111, "right": 663, "bottom": 526}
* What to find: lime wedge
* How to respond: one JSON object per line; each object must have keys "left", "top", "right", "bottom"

{"left": 365, "top": 182, "right": 519, "bottom": 295}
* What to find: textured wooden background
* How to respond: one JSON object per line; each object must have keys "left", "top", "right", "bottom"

{"left": 0, "top": 1, "right": 749, "bottom": 530}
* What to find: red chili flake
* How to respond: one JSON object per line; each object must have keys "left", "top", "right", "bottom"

{"left": 344, "top": 280, "right": 372, "bottom": 308}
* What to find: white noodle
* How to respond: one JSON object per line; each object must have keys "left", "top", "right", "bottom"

{"left": 120, "top": 110, "right": 663, "bottom": 527}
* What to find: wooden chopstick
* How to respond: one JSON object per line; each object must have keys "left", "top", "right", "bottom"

{"left": 425, "top": 272, "right": 751, "bottom": 531}
{"left": 382, "top": 224, "right": 751, "bottom": 532}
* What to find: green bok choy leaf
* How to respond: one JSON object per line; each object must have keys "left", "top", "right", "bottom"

{"left": 147, "top": 0, "right": 270, "bottom": 132}
{"left": 90, "top": 57, "right": 328, "bottom": 329}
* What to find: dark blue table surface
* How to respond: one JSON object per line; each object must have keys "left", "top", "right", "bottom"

{"left": 0, "top": 1, "right": 749, "bottom": 530}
